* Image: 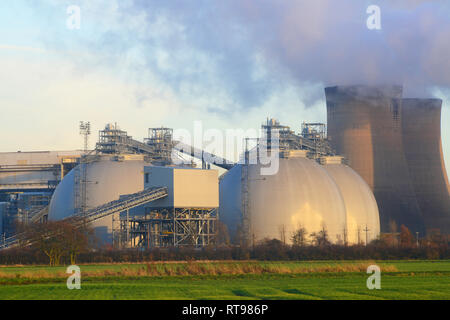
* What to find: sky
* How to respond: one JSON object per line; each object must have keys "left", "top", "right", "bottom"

{"left": 0, "top": 0, "right": 449, "bottom": 175}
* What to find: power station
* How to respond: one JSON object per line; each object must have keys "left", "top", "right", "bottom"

{"left": 0, "top": 85, "right": 448, "bottom": 250}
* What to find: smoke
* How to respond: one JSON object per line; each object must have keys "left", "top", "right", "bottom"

{"left": 30, "top": 0, "right": 450, "bottom": 105}
{"left": 226, "top": 0, "right": 450, "bottom": 97}
{"left": 121, "top": 0, "right": 450, "bottom": 100}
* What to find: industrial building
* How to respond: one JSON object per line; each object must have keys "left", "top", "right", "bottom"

{"left": 325, "top": 85, "right": 450, "bottom": 234}
{"left": 1, "top": 85, "right": 448, "bottom": 249}
{"left": 119, "top": 166, "right": 219, "bottom": 248}
{"left": 0, "top": 150, "right": 84, "bottom": 238}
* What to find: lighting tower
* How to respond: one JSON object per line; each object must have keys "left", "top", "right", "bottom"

{"left": 79, "top": 121, "right": 91, "bottom": 152}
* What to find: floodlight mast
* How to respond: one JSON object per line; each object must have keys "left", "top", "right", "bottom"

{"left": 79, "top": 121, "right": 91, "bottom": 152}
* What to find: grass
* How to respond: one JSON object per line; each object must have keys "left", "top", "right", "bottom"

{"left": 0, "top": 260, "right": 449, "bottom": 300}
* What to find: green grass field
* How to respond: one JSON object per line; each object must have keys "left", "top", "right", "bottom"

{"left": 0, "top": 260, "right": 449, "bottom": 300}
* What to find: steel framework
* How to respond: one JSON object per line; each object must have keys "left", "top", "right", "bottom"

{"left": 261, "top": 119, "right": 335, "bottom": 159}
{"left": 144, "top": 127, "right": 174, "bottom": 165}
{"left": 114, "top": 207, "right": 218, "bottom": 248}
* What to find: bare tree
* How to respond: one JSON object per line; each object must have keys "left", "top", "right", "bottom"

{"left": 216, "top": 221, "right": 230, "bottom": 245}
{"left": 310, "top": 224, "right": 330, "bottom": 247}
{"left": 21, "top": 219, "right": 92, "bottom": 266}
{"left": 62, "top": 218, "right": 93, "bottom": 264}
{"left": 399, "top": 224, "right": 415, "bottom": 248}
{"left": 291, "top": 225, "right": 308, "bottom": 247}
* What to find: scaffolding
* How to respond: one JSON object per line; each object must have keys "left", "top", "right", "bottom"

{"left": 301, "top": 122, "right": 327, "bottom": 140}
{"left": 79, "top": 121, "right": 91, "bottom": 152}
{"left": 95, "top": 123, "right": 136, "bottom": 154}
{"left": 240, "top": 139, "right": 251, "bottom": 247}
{"left": 300, "top": 122, "right": 334, "bottom": 159}
{"left": 260, "top": 119, "right": 335, "bottom": 159}
{"left": 95, "top": 124, "right": 178, "bottom": 165}
{"left": 261, "top": 118, "right": 296, "bottom": 152}
{"left": 73, "top": 154, "right": 101, "bottom": 216}
{"left": 114, "top": 207, "right": 218, "bottom": 248}
{"left": 144, "top": 127, "right": 174, "bottom": 165}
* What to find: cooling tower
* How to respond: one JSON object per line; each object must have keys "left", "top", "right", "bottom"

{"left": 325, "top": 85, "right": 425, "bottom": 234}
{"left": 401, "top": 99, "right": 450, "bottom": 233}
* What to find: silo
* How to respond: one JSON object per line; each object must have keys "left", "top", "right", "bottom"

{"left": 220, "top": 152, "right": 348, "bottom": 244}
{"left": 48, "top": 155, "right": 149, "bottom": 244}
{"left": 322, "top": 158, "right": 380, "bottom": 244}
{"left": 401, "top": 98, "right": 450, "bottom": 233}
{"left": 325, "top": 85, "right": 425, "bottom": 233}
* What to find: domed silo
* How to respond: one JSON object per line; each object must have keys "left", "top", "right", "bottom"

{"left": 48, "top": 155, "right": 149, "bottom": 244}
{"left": 322, "top": 157, "right": 380, "bottom": 244}
{"left": 219, "top": 152, "right": 347, "bottom": 245}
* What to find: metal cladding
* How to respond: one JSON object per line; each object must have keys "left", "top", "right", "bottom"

{"left": 401, "top": 99, "right": 450, "bottom": 233}
{"left": 325, "top": 85, "right": 434, "bottom": 234}
{"left": 144, "top": 166, "right": 219, "bottom": 208}
{"left": 219, "top": 156, "right": 380, "bottom": 245}
{"left": 0, "top": 150, "right": 83, "bottom": 191}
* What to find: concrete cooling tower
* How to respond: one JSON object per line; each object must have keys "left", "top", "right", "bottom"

{"left": 48, "top": 155, "right": 149, "bottom": 243}
{"left": 219, "top": 151, "right": 380, "bottom": 245}
{"left": 401, "top": 99, "right": 450, "bottom": 233}
{"left": 325, "top": 85, "right": 450, "bottom": 235}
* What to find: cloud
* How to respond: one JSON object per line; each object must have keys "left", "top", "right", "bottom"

{"left": 224, "top": 0, "right": 450, "bottom": 97}
{"left": 0, "top": 44, "right": 46, "bottom": 53}
{"left": 2, "top": 0, "right": 449, "bottom": 172}
{"left": 28, "top": 0, "right": 450, "bottom": 105}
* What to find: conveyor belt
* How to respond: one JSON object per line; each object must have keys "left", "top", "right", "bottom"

{"left": 0, "top": 187, "right": 168, "bottom": 250}
{"left": 172, "top": 141, "right": 235, "bottom": 170}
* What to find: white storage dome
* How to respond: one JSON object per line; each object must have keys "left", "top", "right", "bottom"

{"left": 48, "top": 156, "right": 148, "bottom": 243}
{"left": 324, "top": 163, "right": 380, "bottom": 244}
{"left": 220, "top": 157, "right": 348, "bottom": 244}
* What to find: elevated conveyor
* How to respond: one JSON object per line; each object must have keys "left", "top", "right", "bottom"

{"left": 80, "top": 187, "right": 168, "bottom": 224}
{"left": 29, "top": 206, "right": 49, "bottom": 224}
{"left": 172, "top": 141, "right": 235, "bottom": 170}
{"left": 0, "top": 187, "right": 168, "bottom": 250}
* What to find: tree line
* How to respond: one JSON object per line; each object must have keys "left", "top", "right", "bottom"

{"left": 0, "top": 221, "right": 448, "bottom": 265}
